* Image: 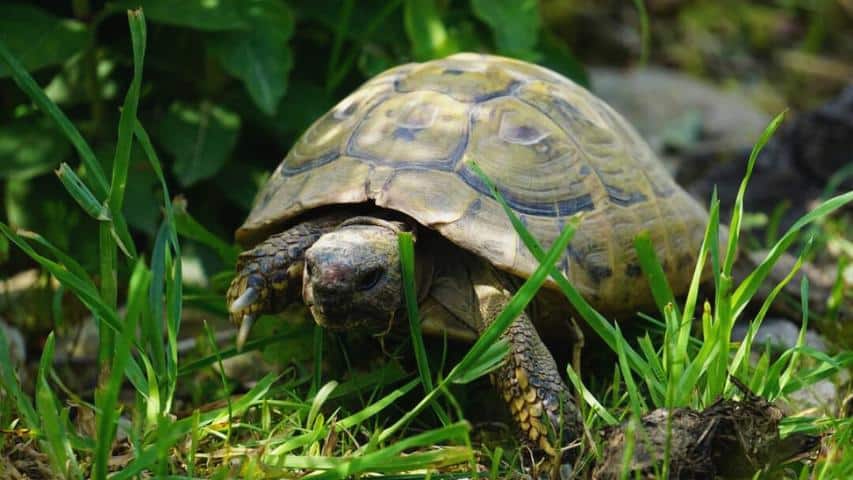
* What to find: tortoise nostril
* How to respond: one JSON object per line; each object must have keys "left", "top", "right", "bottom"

{"left": 357, "top": 267, "right": 384, "bottom": 292}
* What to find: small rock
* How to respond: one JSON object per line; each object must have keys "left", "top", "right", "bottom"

{"left": 590, "top": 66, "right": 770, "bottom": 180}
{"left": 731, "top": 317, "right": 828, "bottom": 353}
{"left": 785, "top": 377, "right": 847, "bottom": 416}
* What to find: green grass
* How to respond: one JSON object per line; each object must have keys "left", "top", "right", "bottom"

{"left": 1, "top": 7, "right": 852, "bottom": 479}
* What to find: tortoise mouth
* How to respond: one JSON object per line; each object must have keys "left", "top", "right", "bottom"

{"left": 307, "top": 301, "right": 398, "bottom": 335}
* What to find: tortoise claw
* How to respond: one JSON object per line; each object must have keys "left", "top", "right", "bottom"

{"left": 230, "top": 286, "right": 260, "bottom": 313}
{"left": 236, "top": 314, "right": 256, "bottom": 351}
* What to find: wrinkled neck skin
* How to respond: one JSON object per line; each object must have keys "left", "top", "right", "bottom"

{"left": 302, "top": 216, "right": 431, "bottom": 337}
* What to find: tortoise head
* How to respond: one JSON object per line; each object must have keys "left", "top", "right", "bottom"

{"left": 302, "top": 217, "right": 410, "bottom": 335}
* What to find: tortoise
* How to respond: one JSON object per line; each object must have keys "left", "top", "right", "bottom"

{"left": 226, "top": 53, "right": 709, "bottom": 466}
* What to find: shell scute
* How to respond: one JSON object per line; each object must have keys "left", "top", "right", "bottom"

{"left": 395, "top": 54, "right": 522, "bottom": 103}
{"left": 348, "top": 91, "right": 469, "bottom": 169}
{"left": 282, "top": 82, "right": 391, "bottom": 176}
{"left": 459, "top": 96, "right": 593, "bottom": 218}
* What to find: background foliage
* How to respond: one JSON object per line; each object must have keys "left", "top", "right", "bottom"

{"left": 0, "top": 0, "right": 587, "bottom": 284}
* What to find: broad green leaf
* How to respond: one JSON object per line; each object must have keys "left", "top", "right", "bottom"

{"left": 112, "top": 0, "right": 251, "bottom": 31}
{"left": 471, "top": 0, "right": 541, "bottom": 57}
{"left": 0, "top": 3, "right": 87, "bottom": 77}
{"left": 209, "top": 3, "right": 294, "bottom": 115}
{"left": 404, "top": 0, "right": 458, "bottom": 60}
{"left": 158, "top": 101, "right": 240, "bottom": 186}
{"left": 0, "top": 118, "right": 71, "bottom": 180}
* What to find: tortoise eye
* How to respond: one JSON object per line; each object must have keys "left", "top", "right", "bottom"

{"left": 357, "top": 267, "right": 384, "bottom": 291}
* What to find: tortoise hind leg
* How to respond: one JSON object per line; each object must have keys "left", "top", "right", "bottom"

{"left": 469, "top": 263, "right": 583, "bottom": 473}
{"left": 227, "top": 214, "right": 346, "bottom": 345}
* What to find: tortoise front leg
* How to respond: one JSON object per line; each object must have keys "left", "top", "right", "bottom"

{"left": 227, "top": 214, "right": 346, "bottom": 346}
{"left": 471, "top": 265, "right": 583, "bottom": 473}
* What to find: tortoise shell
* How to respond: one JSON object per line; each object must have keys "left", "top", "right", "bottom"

{"left": 237, "top": 53, "right": 709, "bottom": 311}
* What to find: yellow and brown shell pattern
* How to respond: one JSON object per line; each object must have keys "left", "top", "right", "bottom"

{"left": 238, "top": 53, "right": 709, "bottom": 313}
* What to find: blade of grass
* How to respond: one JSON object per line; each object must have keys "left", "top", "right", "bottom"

{"left": 311, "top": 324, "right": 324, "bottom": 394}
{"left": 398, "top": 231, "right": 450, "bottom": 424}
{"left": 288, "top": 422, "right": 471, "bottom": 478}
{"left": 565, "top": 365, "right": 618, "bottom": 425}
{"left": 724, "top": 112, "right": 786, "bottom": 278}
{"left": 97, "top": 222, "right": 118, "bottom": 370}
{"left": 732, "top": 190, "right": 853, "bottom": 315}
{"left": 114, "top": 373, "right": 279, "bottom": 479}
{"left": 779, "top": 349, "right": 852, "bottom": 396}
{"left": 134, "top": 120, "right": 183, "bottom": 411}
{"left": 451, "top": 339, "right": 509, "bottom": 384}
{"left": 678, "top": 196, "right": 719, "bottom": 360}
{"left": 307, "top": 381, "right": 338, "bottom": 430}
{"left": 145, "top": 222, "right": 170, "bottom": 375}
{"left": 35, "top": 333, "right": 80, "bottom": 479}
{"left": 615, "top": 324, "right": 646, "bottom": 415}
{"left": 96, "top": 9, "right": 148, "bottom": 404}
{"left": 729, "top": 240, "right": 810, "bottom": 380}
{"left": 107, "top": 8, "right": 145, "bottom": 217}
{"left": 140, "top": 354, "right": 162, "bottom": 433}
{"left": 451, "top": 216, "right": 580, "bottom": 382}
{"left": 0, "top": 320, "right": 38, "bottom": 431}
{"left": 204, "top": 320, "right": 234, "bottom": 444}
{"left": 337, "top": 378, "right": 419, "bottom": 430}
{"left": 773, "top": 277, "right": 811, "bottom": 399}
{"left": 100, "top": 9, "right": 146, "bottom": 261}
{"left": 634, "top": 232, "right": 678, "bottom": 318}
{"left": 93, "top": 260, "right": 149, "bottom": 480}
{"left": 17, "top": 229, "right": 96, "bottom": 291}
{"left": 637, "top": 334, "right": 665, "bottom": 407}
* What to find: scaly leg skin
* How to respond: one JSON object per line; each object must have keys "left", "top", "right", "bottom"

{"left": 471, "top": 263, "right": 582, "bottom": 477}
{"left": 226, "top": 214, "right": 345, "bottom": 346}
